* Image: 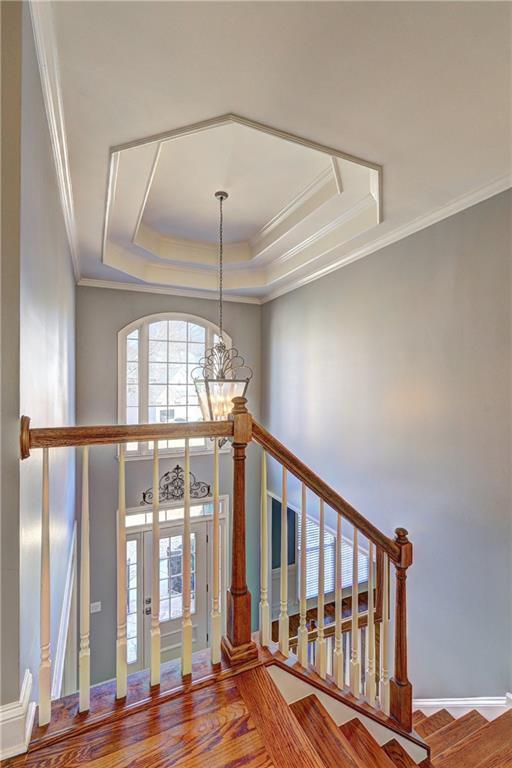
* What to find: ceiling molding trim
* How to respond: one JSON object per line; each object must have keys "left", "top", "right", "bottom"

{"left": 111, "top": 113, "right": 382, "bottom": 172}
{"left": 262, "top": 174, "right": 511, "bottom": 304}
{"left": 132, "top": 142, "right": 162, "bottom": 243}
{"left": 270, "top": 193, "right": 376, "bottom": 269}
{"left": 250, "top": 166, "right": 334, "bottom": 247}
{"left": 77, "top": 277, "right": 262, "bottom": 305}
{"left": 29, "top": 0, "right": 80, "bottom": 282}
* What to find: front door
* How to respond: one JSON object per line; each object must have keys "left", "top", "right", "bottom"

{"left": 142, "top": 522, "right": 208, "bottom": 666}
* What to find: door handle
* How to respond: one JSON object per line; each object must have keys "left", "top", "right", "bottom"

{"left": 144, "top": 606, "right": 151, "bottom": 615}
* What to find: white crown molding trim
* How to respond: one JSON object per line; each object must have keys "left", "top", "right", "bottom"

{"left": 0, "top": 670, "right": 36, "bottom": 760}
{"left": 262, "top": 174, "right": 512, "bottom": 303}
{"left": 51, "top": 524, "right": 76, "bottom": 700}
{"left": 77, "top": 277, "right": 262, "bottom": 305}
{"left": 251, "top": 166, "right": 335, "bottom": 247}
{"left": 29, "top": 0, "right": 80, "bottom": 282}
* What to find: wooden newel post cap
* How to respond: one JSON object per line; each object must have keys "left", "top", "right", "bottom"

{"left": 231, "top": 397, "right": 248, "bottom": 416}
{"left": 20, "top": 415, "right": 31, "bottom": 460}
{"left": 395, "top": 527, "right": 409, "bottom": 544}
{"left": 395, "top": 527, "right": 413, "bottom": 567}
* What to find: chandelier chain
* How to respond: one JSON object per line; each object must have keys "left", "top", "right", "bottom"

{"left": 219, "top": 194, "right": 223, "bottom": 341}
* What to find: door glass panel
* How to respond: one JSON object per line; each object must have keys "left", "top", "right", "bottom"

{"left": 159, "top": 533, "right": 196, "bottom": 622}
{"left": 126, "top": 539, "right": 138, "bottom": 664}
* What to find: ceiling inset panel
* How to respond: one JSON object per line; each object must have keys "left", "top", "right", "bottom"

{"left": 103, "top": 114, "right": 382, "bottom": 295}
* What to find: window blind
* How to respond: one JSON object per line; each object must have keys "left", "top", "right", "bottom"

{"left": 297, "top": 515, "right": 369, "bottom": 600}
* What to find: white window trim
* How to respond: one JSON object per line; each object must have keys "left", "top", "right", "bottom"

{"left": 118, "top": 312, "right": 233, "bottom": 460}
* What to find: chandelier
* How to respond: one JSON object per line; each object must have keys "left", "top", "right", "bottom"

{"left": 192, "top": 191, "right": 253, "bottom": 423}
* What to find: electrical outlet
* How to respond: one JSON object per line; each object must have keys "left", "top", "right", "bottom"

{"left": 90, "top": 601, "right": 102, "bottom": 614}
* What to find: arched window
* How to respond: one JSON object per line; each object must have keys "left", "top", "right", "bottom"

{"left": 118, "top": 313, "right": 229, "bottom": 455}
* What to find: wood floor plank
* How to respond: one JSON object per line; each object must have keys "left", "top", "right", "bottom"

{"left": 341, "top": 718, "right": 398, "bottom": 768}
{"left": 290, "top": 695, "right": 365, "bottom": 768}
{"left": 473, "top": 740, "right": 512, "bottom": 768}
{"left": 425, "top": 710, "right": 487, "bottom": 757}
{"left": 236, "top": 667, "right": 325, "bottom": 768}
{"left": 382, "top": 739, "right": 419, "bottom": 768}
{"left": 434, "top": 709, "right": 512, "bottom": 768}
{"left": 415, "top": 710, "right": 455, "bottom": 739}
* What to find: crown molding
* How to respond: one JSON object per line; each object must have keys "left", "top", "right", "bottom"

{"left": 262, "top": 174, "right": 512, "bottom": 303}
{"left": 77, "top": 278, "right": 262, "bottom": 304}
{"left": 29, "top": 0, "right": 80, "bottom": 282}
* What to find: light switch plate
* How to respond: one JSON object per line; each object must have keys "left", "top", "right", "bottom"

{"left": 90, "top": 601, "right": 101, "bottom": 614}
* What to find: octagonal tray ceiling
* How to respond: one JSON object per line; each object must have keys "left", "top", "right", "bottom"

{"left": 103, "top": 114, "right": 381, "bottom": 296}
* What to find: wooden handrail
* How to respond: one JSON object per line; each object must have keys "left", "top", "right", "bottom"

{"left": 252, "top": 420, "right": 401, "bottom": 563}
{"left": 19, "top": 416, "right": 233, "bottom": 458}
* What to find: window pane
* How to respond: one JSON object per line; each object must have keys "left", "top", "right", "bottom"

{"left": 149, "top": 321, "right": 168, "bottom": 340}
{"left": 149, "top": 363, "right": 167, "bottom": 384}
{"left": 127, "top": 363, "right": 138, "bottom": 384}
{"left": 149, "top": 385, "right": 167, "bottom": 406}
{"left": 149, "top": 340, "right": 167, "bottom": 362}
{"left": 168, "top": 386, "right": 187, "bottom": 406}
{"left": 168, "top": 342, "right": 187, "bottom": 363}
{"left": 169, "top": 321, "right": 187, "bottom": 340}
{"left": 169, "top": 363, "right": 186, "bottom": 384}
{"left": 188, "top": 343, "right": 204, "bottom": 364}
{"left": 188, "top": 323, "right": 205, "bottom": 343}
{"left": 126, "top": 407, "right": 138, "bottom": 425}
{"left": 127, "top": 385, "right": 138, "bottom": 407}
{"left": 127, "top": 338, "right": 138, "bottom": 362}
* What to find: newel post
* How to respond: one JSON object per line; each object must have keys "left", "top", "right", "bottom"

{"left": 221, "top": 397, "right": 258, "bottom": 664}
{"left": 390, "top": 528, "right": 413, "bottom": 732}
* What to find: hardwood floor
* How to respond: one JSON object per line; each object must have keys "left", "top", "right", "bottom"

{"left": 3, "top": 676, "right": 275, "bottom": 768}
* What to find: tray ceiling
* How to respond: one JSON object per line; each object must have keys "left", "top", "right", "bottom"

{"left": 103, "top": 115, "right": 381, "bottom": 293}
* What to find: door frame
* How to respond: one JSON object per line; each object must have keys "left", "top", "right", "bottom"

{"left": 125, "top": 495, "right": 229, "bottom": 672}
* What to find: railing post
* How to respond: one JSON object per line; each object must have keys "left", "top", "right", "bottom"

{"left": 221, "top": 397, "right": 258, "bottom": 664}
{"left": 390, "top": 528, "right": 413, "bottom": 732}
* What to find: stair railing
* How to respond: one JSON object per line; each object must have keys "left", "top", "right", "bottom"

{"left": 19, "top": 396, "right": 412, "bottom": 733}
{"left": 253, "top": 417, "right": 413, "bottom": 732}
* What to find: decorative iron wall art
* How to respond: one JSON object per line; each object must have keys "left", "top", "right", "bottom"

{"left": 140, "top": 465, "right": 211, "bottom": 505}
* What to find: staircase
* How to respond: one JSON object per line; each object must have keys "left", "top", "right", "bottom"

{"left": 10, "top": 401, "right": 509, "bottom": 767}
{"left": 3, "top": 662, "right": 511, "bottom": 767}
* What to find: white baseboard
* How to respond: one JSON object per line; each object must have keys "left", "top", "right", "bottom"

{"left": 51, "top": 523, "right": 77, "bottom": 700}
{"left": 0, "top": 670, "right": 36, "bottom": 759}
{"left": 413, "top": 694, "right": 512, "bottom": 721}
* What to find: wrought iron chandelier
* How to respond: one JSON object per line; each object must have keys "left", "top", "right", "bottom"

{"left": 192, "top": 191, "right": 253, "bottom": 423}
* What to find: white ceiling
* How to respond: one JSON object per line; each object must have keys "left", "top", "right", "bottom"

{"left": 45, "top": 1, "right": 511, "bottom": 302}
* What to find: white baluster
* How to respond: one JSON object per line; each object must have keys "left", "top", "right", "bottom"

{"left": 297, "top": 483, "right": 308, "bottom": 667}
{"left": 182, "top": 438, "right": 192, "bottom": 676}
{"left": 333, "top": 514, "right": 344, "bottom": 688}
{"left": 259, "top": 449, "right": 271, "bottom": 646}
{"left": 39, "top": 448, "right": 51, "bottom": 725}
{"left": 350, "top": 527, "right": 361, "bottom": 697}
{"left": 210, "top": 438, "right": 222, "bottom": 664}
{"left": 79, "top": 447, "right": 91, "bottom": 712}
{"left": 116, "top": 444, "right": 127, "bottom": 699}
{"left": 278, "top": 467, "right": 289, "bottom": 656}
{"left": 366, "top": 543, "right": 376, "bottom": 705}
{"left": 380, "top": 553, "right": 390, "bottom": 715}
{"left": 150, "top": 441, "right": 160, "bottom": 686}
{"left": 315, "top": 500, "right": 327, "bottom": 679}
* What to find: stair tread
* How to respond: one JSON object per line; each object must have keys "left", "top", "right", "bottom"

{"left": 290, "top": 694, "right": 365, "bottom": 768}
{"left": 413, "top": 710, "right": 428, "bottom": 728}
{"left": 425, "top": 709, "right": 487, "bottom": 757}
{"left": 341, "top": 717, "right": 399, "bottom": 768}
{"left": 383, "top": 738, "right": 419, "bottom": 768}
{"left": 415, "top": 709, "right": 455, "bottom": 738}
{"left": 474, "top": 739, "right": 512, "bottom": 768}
{"left": 236, "top": 667, "right": 325, "bottom": 768}
{"left": 434, "top": 708, "right": 512, "bottom": 768}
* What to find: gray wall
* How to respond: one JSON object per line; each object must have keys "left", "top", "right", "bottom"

{"left": 262, "top": 190, "right": 512, "bottom": 697}
{"left": 1, "top": 0, "right": 22, "bottom": 705}
{"left": 76, "top": 286, "right": 261, "bottom": 684}
{"left": 18, "top": 4, "right": 77, "bottom": 699}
